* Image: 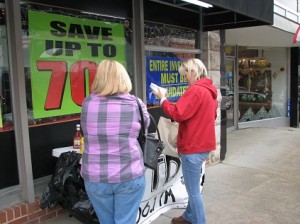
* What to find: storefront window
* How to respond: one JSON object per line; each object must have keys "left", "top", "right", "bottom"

{"left": 299, "top": 70, "right": 300, "bottom": 121}
{"left": 144, "top": 23, "right": 198, "bottom": 107}
{"left": 225, "top": 59, "right": 235, "bottom": 128}
{"left": 238, "top": 47, "right": 285, "bottom": 122}
{"left": 0, "top": 2, "right": 11, "bottom": 130}
{"left": 145, "top": 21, "right": 197, "bottom": 51}
{"left": 1, "top": 2, "right": 132, "bottom": 129}
{"left": 0, "top": 0, "right": 20, "bottom": 190}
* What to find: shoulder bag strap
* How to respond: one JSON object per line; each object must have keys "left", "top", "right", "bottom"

{"left": 135, "top": 97, "right": 162, "bottom": 141}
{"left": 136, "top": 97, "right": 145, "bottom": 136}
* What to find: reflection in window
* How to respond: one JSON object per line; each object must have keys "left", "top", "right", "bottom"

{"left": 145, "top": 22, "right": 197, "bottom": 58}
{"left": 225, "top": 59, "right": 234, "bottom": 128}
{"left": 1, "top": 2, "right": 132, "bottom": 129}
{"left": 238, "top": 49, "right": 281, "bottom": 122}
{"left": 0, "top": 2, "right": 12, "bottom": 129}
{"left": 144, "top": 23, "right": 198, "bottom": 107}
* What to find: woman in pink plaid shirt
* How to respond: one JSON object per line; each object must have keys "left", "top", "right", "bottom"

{"left": 80, "top": 60, "right": 150, "bottom": 224}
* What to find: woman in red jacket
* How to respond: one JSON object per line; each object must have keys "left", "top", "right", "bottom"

{"left": 153, "top": 58, "right": 217, "bottom": 224}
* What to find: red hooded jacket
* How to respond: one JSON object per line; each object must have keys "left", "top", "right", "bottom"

{"left": 161, "top": 78, "right": 217, "bottom": 154}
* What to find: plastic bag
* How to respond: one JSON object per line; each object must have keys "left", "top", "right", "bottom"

{"left": 157, "top": 117, "right": 179, "bottom": 158}
{"left": 40, "top": 151, "right": 99, "bottom": 223}
{"left": 40, "top": 151, "right": 81, "bottom": 208}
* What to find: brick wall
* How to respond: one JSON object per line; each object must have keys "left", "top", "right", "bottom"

{"left": 202, "top": 31, "right": 222, "bottom": 165}
{"left": 0, "top": 197, "right": 66, "bottom": 224}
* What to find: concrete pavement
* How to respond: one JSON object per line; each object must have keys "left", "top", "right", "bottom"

{"left": 45, "top": 127, "right": 300, "bottom": 224}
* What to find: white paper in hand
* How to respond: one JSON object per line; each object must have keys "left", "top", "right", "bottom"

{"left": 160, "top": 86, "right": 167, "bottom": 95}
{"left": 150, "top": 83, "right": 159, "bottom": 92}
{"left": 150, "top": 83, "right": 167, "bottom": 95}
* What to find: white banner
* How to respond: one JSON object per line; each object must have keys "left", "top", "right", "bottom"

{"left": 137, "top": 154, "right": 205, "bottom": 224}
{"left": 52, "top": 148, "right": 205, "bottom": 224}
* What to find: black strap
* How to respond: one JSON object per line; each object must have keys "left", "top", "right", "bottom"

{"left": 135, "top": 97, "right": 162, "bottom": 141}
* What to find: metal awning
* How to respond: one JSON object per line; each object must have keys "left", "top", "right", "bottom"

{"left": 202, "top": 0, "right": 274, "bottom": 30}
{"left": 147, "top": 0, "right": 274, "bottom": 31}
{"left": 25, "top": 0, "right": 274, "bottom": 32}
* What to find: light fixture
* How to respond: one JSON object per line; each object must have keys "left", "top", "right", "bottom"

{"left": 181, "top": 0, "right": 213, "bottom": 8}
{"left": 254, "top": 50, "right": 270, "bottom": 68}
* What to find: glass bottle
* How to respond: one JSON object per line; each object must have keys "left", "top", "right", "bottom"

{"left": 73, "top": 124, "right": 82, "bottom": 149}
{"left": 80, "top": 137, "right": 84, "bottom": 154}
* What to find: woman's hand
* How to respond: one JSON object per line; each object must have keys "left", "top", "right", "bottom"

{"left": 152, "top": 87, "right": 167, "bottom": 99}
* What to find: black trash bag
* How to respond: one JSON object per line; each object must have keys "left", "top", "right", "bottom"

{"left": 40, "top": 185, "right": 60, "bottom": 209}
{"left": 60, "top": 181, "right": 99, "bottom": 223}
{"left": 70, "top": 190, "right": 99, "bottom": 224}
{"left": 40, "top": 151, "right": 99, "bottom": 223}
{"left": 40, "top": 151, "right": 81, "bottom": 209}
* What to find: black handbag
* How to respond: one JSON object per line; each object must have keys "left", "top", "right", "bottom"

{"left": 136, "top": 98, "right": 165, "bottom": 170}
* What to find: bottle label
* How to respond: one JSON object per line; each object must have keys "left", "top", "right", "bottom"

{"left": 73, "top": 138, "right": 81, "bottom": 149}
{"left": 80, "top": 137, "right": 84, "bottom": 154}
{"left": 73, "top": 124, "right": 82, "bottom": 150}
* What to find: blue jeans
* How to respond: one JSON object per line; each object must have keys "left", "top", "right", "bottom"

{"left": 181, "top": 152, "right": 209, "bottom": 224}
{"left": 84, "top": 175, "right": 145, "bottom": 224}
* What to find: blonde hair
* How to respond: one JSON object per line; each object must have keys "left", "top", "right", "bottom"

{"left": 92, "top": 60, "right": 132, "bottom": 96}
{"left": 179, "top": 58, "right": 209, "bottom": 82}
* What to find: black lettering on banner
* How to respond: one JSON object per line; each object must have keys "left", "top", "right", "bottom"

{"left": 165, "top": 156, "right": 181, "bottom": 184}
{"left": 151, "top": 156, "right": 180, "bottom": 192}
{"left": 137, "top": 188, "right": 176, "bottom": 221}
{"left": 103, "top": 44, "right": 116, "bottom": 57}
{"left": 142, "top": 201, "right": 151, "bottom": 217}
{"left": 137, "top": 207, "right": 142, "bottom": 223}
{"left": 45, "top": 40, "right": 63, "bottom": 56}
{"left": 136, "top": 155, "right": 181, "bottom": 223}
{"left": 87, "top": 43, "right": 102, "bottom": 57}
{"left": 65, "top": 42, "right": 81, "bottom": 56}
{"left": 84, "top": 25, "right": 100, "bottom": 40}
{"left": 102, "top": 27, "right": 113, "bottom": 40}
{"left": 150, "top": 197, "right": 157, "bottom": 213}
{"left": 68, "top": 24, "right": 85, "bottom": 39}
{"left": 50, "top": 21, "right": 67, "bottom": 37}
{"left": 50, "top": 21, "right": 113, "bottom": 40}
{"left": 160, "top": 188, "right": 175, "bottom": 206}
{"left": 45, "top": 40, "right": 81, "bottom": 56}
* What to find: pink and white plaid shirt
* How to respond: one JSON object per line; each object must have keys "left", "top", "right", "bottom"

{"left": 80, "top": 93, "right": 150, "bottom": 183}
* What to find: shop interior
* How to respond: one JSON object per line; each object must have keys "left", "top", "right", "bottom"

{"left": 225, "top": 46, "right": 286, "bottom": 125}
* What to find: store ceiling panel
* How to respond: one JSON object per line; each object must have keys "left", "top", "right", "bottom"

{"left": 226, "top": 26, "right": 299, "bottom": 48}
{"left": 149, "top": 0, "right": 274, "bottom": 31}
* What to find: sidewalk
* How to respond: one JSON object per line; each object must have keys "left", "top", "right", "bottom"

{"left": 46, "top": 127, "right": 300, "bottom": 224}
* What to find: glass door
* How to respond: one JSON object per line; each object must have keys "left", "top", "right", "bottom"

{"left": 225, "top": 59, "right": 235, "bottom": 129}
{"left": 298, "top": 66, "right": 300, "bottom": 125}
